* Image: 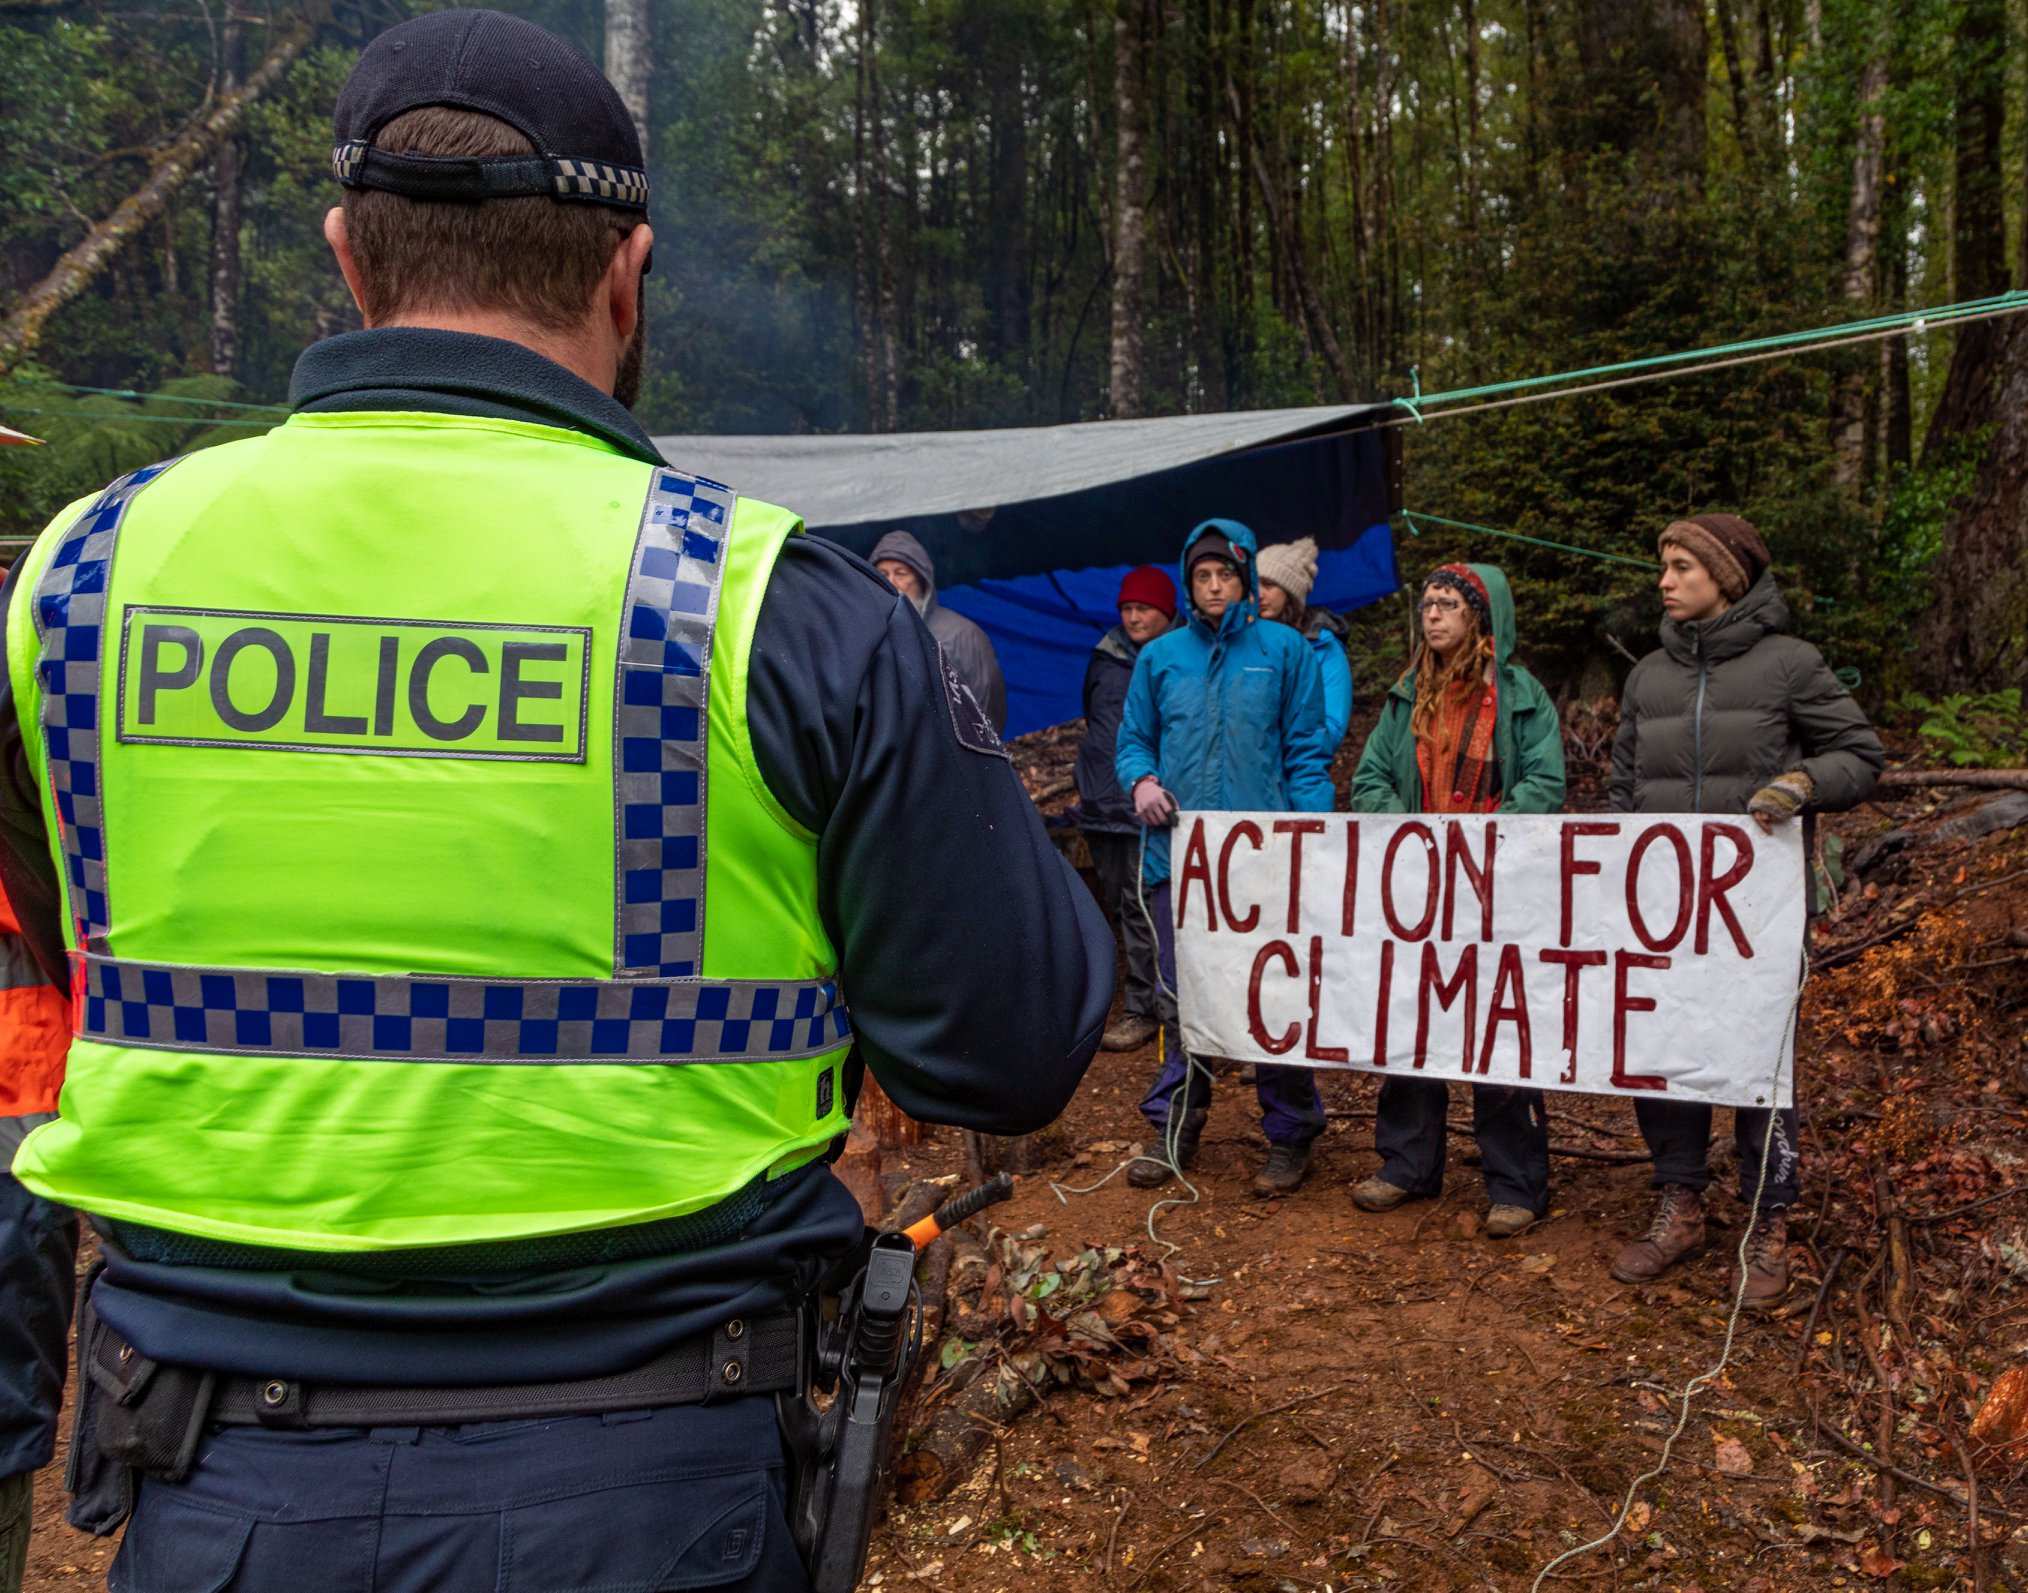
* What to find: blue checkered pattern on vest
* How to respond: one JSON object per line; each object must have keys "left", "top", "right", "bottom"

{"left": 614, "top": 470, "right": 734, "bottom": 978}
{"left": 37, "top": 457, "right": 852, "bottom": 1066}
{"left": 33, "top": 461, "right": 182, "bottom": 952}
{"left": 80, "top": 956, "right": 850, "bottom": 1064}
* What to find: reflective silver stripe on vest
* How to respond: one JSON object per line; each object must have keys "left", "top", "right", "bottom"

{"left": 0, "top": 1112, "right": 57, "bottom": 1157}
{"left": 613, "top": 469, "right": 734, "bottom": 979}
{"left": 33, "top": 460, "right": 181, "bottom": 953}
{"left": 77, "top": 955, "right": 850, "bottom": 1065}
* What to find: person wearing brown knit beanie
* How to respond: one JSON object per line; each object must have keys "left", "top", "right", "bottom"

{"left": 1610, "top": 512, "right": 1883, "bottom": 1312}
{"left": 1656, "top": 513, "right": 1770, "bottom": 607}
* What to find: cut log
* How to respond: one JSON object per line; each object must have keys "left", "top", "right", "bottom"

{"left": 894, "top": 1355, "right": 1040, "bottom": 1503}
{"left": 1878, "top": 769, "right": 2028, "bottom": 791}
{"left": 1848, "top": 791, "right": 2028, "bottom": 874}
{"left": 0, "top": 3, "right": 327, "bottom": 373}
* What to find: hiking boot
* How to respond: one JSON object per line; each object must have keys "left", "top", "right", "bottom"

{"left": 1251, "top": 1143, "right": 1312, "bottom": 1197}
{"left": 1352, "top": 1176, "right": 1415, "bottom": 1213}
{"left": 1610, "top": 1186, "right": 1706, "bottom": 1283}
{"left": 1484, "top": 1204, "right": 1538, "bottom": 1239}
{"left": 1738, "top": 1211, "right": 1790, "bottom": 1312}
{"left": 1128, "top": 1110, "right": 1205, "bottom": 1189}
{"left": 1102, "top": 1014, "right": 1158, "bottom": 1052}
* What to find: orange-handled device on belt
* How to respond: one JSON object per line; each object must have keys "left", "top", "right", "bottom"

{"left": 900, "top": 1171, "right": 1015, "bottom": 1249}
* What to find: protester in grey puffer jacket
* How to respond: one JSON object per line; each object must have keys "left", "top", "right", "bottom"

{"left": 1608, "top": 513, "right": 1883, "bottom": 1313}
{"left": 870, "top": 530, "right": 1008, "bottom": 735}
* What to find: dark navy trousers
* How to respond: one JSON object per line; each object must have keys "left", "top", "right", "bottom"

{"left": 109, "top": 1397, "right": 811, "bottom": 1593}
{"left": 1137, "top": 882, "right": 1325, "bottom": 1148}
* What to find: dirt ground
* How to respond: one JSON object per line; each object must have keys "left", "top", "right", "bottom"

{"left": 18, "top": 774, "right": 2028, "bottom": 1592}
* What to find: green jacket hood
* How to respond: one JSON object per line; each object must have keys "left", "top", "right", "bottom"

{"left": 1466, "top": 562, "right": 1517, "bottom": 668}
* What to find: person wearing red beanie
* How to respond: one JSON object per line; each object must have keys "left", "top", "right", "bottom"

{"left": 1115, "top": 564, "right": 1177, "bottom": 621}
{"left": 1074, "top": 567, "right": 1179, "bottom": 1051}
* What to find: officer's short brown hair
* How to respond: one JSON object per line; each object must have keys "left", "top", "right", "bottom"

{"left": 341, "top": 106, "right": 636, "bottom": 332}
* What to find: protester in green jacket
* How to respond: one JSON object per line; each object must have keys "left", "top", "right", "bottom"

{"left": 1349, "top": 562, "right": 1566, "bottom": 1236}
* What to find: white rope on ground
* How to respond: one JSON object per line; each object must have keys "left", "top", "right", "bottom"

{"left": 1528, "top": 946, "right": 1811, "bottom": 1590}
{"left": 1375, "top": 302, "right": 2028, "bottom": 430}
{"left": 1049, "top": 826, "right": 1222, "bottom": 1289}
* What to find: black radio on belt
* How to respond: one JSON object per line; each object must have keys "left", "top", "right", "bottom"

{"left": 778, "top": 1171, "right": 1016, "bottom": 1592}
{"left": 778, "top": 1229, "right": 918, "bottom": 1593}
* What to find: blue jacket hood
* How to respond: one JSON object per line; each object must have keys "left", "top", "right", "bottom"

{"left": 1180, "top": 518, "right": 1261, "bottom": 640}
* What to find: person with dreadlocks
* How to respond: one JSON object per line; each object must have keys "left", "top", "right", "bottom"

{"left": 1348, "top": 562, "right": 1566, "bottom": 1237}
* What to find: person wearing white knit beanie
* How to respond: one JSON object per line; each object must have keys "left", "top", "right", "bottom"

{"left": 1257, "top": 537, "right": 1352, "bottom": 747}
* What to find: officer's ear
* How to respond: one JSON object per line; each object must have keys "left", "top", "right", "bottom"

{"left": 324, "top": 207, "right": 374, "bottom": 325}
{"left": 606, "top": 223, "right": 654, "bottom": 344}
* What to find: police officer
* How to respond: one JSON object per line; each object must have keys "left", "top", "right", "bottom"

{"left": 0, "top": 12, "right": 1112, "bottom": 1589}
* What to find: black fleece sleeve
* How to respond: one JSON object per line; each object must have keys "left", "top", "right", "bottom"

{"left": 745, "top": 535, "right": 1112, "bottom": 1134}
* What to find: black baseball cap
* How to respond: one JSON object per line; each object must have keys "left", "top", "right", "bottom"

{"left": 332, "top": 9, "right": 649, "bottom": 213}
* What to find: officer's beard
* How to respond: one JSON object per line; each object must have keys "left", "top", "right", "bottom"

{"left": 614, "top": 315, "right": 645, "bottom": 410}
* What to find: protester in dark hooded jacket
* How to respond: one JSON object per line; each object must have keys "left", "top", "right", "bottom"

{"left": 1608, "top": 513, "right": 1882, "bottom": 1310}
{"left": 871, "top": 530, "right": 1009, "bottom": 734}
{"left": 1076, "top": 566, "right": 1178, "bottom": 1053}
{"left": 1115, "top": 520, "right": 1336, "bottom": 1197}
{"left": 1350, "top": 562, "right": 1566, "bottom": 1237}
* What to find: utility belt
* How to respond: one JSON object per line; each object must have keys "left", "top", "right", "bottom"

{"left": 64, "top": 1268, "right": 799, "bottom": 1537}
{"left": 69, "top": 1172, "right": 1016, "bottom": 1593}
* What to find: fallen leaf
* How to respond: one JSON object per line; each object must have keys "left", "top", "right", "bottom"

{"left": 1518, "top": 1252, "right": 1558, "bottom": 1275}
{"left": 1858, "top": 1542, "right": 1905, "bottom": 1578}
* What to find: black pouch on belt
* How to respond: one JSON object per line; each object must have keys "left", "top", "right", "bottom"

{"left": 65, "top": 1270, "right": 215, "bottom": 1534}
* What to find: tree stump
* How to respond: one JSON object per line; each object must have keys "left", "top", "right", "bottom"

{"left": 963, "top": 1129, "right": 1041, "bottom": 1183}
{"left": 857, "top": 1075, "right": 926, "bottom": 1150}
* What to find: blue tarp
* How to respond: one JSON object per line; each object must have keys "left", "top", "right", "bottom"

{"left": 941, "top": 525, "right": 1399, "bottom": 736}
{"left": 655, "top": 406, "right": 1402, "bottom": 736}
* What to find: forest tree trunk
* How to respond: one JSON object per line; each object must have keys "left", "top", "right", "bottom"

{"left": 603, "top": 0, "right": 652, "bottom": 159}
{"left": 0, "top": 4, "right": 324, "bottom": 375}
{"left": 1829, "top": 21, "right": 1886, "bottom": 498}
{"left": 208, "top": 19, "right": 242, "bottom": 377}
{"left": 1108, "top": 0, "right": 1151, "bottom": 417}
{"left": 1916, "top": 313, "right": 2028, "bottom": 693}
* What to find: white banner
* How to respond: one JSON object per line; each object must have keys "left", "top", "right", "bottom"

{"left": 1172, "top": 812, "right": 1802, "bottom": 1109}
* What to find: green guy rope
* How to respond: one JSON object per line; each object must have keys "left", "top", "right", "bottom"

{"left": 1, "top": 381, "right": 289, "bottom": 415}
{"left": 0, "top": 405, "right": 271, "bottom": 430}
{"left": 1398, "top": 509, "right": 1657, "bottom": 571}
{"left": 1390, "top": 288, "right": 2028, "bottom": 419}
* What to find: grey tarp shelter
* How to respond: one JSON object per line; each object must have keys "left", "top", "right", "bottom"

{"left": 651, "top": 404, "right": 1403, "bottom": 734}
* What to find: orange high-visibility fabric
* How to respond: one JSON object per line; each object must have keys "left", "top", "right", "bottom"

{"left": 0, "top": 884, "right": 68, "bottom": 1120}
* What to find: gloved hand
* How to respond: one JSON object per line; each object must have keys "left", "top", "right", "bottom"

{"left": 1747, "top": 769, "right": 1815, "bottom": 832}
{"left": 1132, "top": 777, "right": 1178, "bottom": 828}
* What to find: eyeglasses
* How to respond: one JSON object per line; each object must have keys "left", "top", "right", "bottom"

{"left": 1419, "top": 596, "right": 1466, "bottom": 615}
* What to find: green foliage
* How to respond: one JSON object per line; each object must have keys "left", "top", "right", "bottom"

{"left": 0, "top": 373, "right": 266, "bottom": 554}
{"left": 0, "top": 0, "right": 2013, "bottom": 695}
{"left": 1900, "top": 689, "right": 2028, "bottom": 767}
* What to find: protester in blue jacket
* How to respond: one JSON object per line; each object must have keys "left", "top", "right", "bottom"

{"left": 1115, "top": 520, "right": 1336, "bottom": 1196}
{"left": 1257, "top": 537, "right": 1353, "bottom": 748}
